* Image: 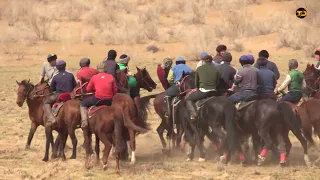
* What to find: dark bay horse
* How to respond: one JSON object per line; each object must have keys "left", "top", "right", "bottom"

{"left": 16, "top": 79, "right": 54, "bottom": 150}
{"left": 196, "top": 96, "right": 241, "bottom": 164}
{"left": 237, "top": 99, "right": 311, "bottom": 166}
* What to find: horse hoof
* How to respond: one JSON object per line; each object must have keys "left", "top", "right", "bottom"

{"left": 103, "top": 164, "right": 108, "bottom": 171}
{"left": 198, "top": 157, "right": 206, "bottom": 162}
{"left": 130, "top": 161, "right": 136, "bottom": 165}
{"left": 186, "top": 158, "right": 193, "bottom": 162}
{"left": 219, "top": 156, "right": 226, "bottom": 164}
{"left": 279, "top": 161, "right": 287, "bottom": 167}
{"left": 42, "top": 157, "right": 49, "bottom": 162}
{"left": 25, "top": 145, "right": 30, "bottom": 150}
{"left": 257, "top": 155, "right": 266, "bottom": 166}
{"left": 69, "top": 156, "right": 76, "bottom": 159}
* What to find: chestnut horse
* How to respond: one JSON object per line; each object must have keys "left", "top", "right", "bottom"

{"left": 84, "top": 105, "right": 126, "bottom": 173}
{"left": 16, "top": 79, "right": 54, "bottom": 150}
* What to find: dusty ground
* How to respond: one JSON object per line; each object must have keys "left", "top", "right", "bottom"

{"left": 1, "top": 0, "right": 320, "bottom": 179}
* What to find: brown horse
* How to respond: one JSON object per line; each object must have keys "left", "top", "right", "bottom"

{"left": 84, "top": 105, "right": 126, "bottom": 173}
{"left": 16, "top": 79, "right": 54, "bottom": 150}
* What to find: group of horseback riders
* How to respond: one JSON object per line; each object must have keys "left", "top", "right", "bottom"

{"left": 40, "top": 50, "right": 139, "bottom": 129}
{"left": 39, "top": 45, "right": 319, "bottom": 129}
{"left": 158, "top": 45, "right": 313, "bottom": 121}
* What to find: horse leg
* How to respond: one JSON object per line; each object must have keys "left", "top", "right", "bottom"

{"left": 100, "top": 132, "right": 112, "bottom": 171}
{"left": 68, "top": 128, "right": 78, "bottom": 159}
{"left": 84, "top": 129, "right": 94, "bottom": 169}
{"left": 60, "top": 131, "right": 68, "bottom": 161}
{"left": 313, "top": 123, "right": 320, "bottom": 163}
{"left": 188, "top": 120, "right": 205, "bottom": 161}
{"left": 184, "top": 124, "right": 196, "bottom": 161}
{"left": 303, "top": 123, "right": 316, "bottom": 149}
{"left": 257, "top": 128, "right": 273, "bottom": 166}
{"left": 95, "top": 135, "right": 100, "bottom": 166}
{"left": 25, "top": 122, "right": 38, "bottom": 149}
{"left": 277, "top": 129, "right": 288, "bottom": 166}
{"left": 157, "top": 121, "right": 167, "bottom": 153}
{"left": 251, "top": 132, "right": 262, "bottom": 163}
{"left": 281, "top": 129, "right": 292, "bottom": 158}
{"left": 291, "top": 125, "right": 312, "bottom": 167}
{"left": 177, "top": 124, "right": 185, "bottom": 150}
{"left": 42, "top": 127, "right": 53, "bottom": 162}
{"left": 51, "top": 134, "right": 60, "bottom": 159}
{"left": 128, "top": 129, "right": 136, "bottom": 164}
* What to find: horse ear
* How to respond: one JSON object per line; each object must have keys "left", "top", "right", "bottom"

{"left": 27, "top": 79, "right": 30, "bottom": 84}
{"left": 136, "top": 66, "right": 140, "bottom": 71}
{"left": 307, "top": 64, "right": 310, "bottom": 68}
{"left": 16, "top": 80, "right": 21, "bottom": 85}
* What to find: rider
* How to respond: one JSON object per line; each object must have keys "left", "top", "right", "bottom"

{"left": 254, "top": 50, "right": 280, "bottom": 80}
{"left": 157, "top": 57, "right": 173, "bottom": 90}
{"left": 43, "top": 60, "right": 77, "bottom": 127}
{"left": 228, "top": 55, "right": 258, "bottom": 104}
{"left": 40, "top": 54, "right": 59, "bottom": 84}
{"left": 314, "top": 48, "right": 320, "bottom": 70}
{"left": 80, "top": 62, "right": 118, "bottom": 128}
{"left": 256, "top": 57, "right": 277, "bottom": 99}
{"left": 213, "top": 45, "right": 227, "bottom": 64}
{"left": 196, "top": 52, "right": 219, "bottom": 68}
{"left": 117, "top": 54, "right": 141, "bottom": 113}
{"left": 164, "top": 56, "right": 193, "bottom": 118}
{"left": 76, "top": 57, "right": 97, "bottom": 84}
{"left": 216, "top": 52, "right": 236, "bottom": 93}
{"left": 186, "top": 54, "right": 220, "bottom": 120}
{"left": 277, "top": 59, "right": 306, "bottom": 104}
{"left": 103, "top": 49, "right": 120, "bottom": 77}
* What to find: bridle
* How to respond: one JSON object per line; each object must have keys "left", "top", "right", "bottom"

{"left": 32, "top": 84, "right": 52, "bottom": 98}
{"left": 136, "top": 69, "right": 154, "bottom": 91}
{"left": 178, "top": 75, "right": 196, "bottom": 97}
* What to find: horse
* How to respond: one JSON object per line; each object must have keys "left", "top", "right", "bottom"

{"left": 237, "top": 99, "right": 312, "bottom": 166}
{"left": 15, "top": 79, "right": 54, "bottom": 150}
{"left": 84, "top": 105, "right": 126, "bottom": 173}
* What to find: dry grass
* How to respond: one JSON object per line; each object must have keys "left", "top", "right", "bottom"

{"left": 183, "top": 26, "right": 218, "bottom": 61}
{"left": 214, "top": 9, "right": 274, "bottom": 38}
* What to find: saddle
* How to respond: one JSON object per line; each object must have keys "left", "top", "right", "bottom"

{"left": 236, "top": 94, "right": 259, "bottom": 111}
{"left": 195, "top": 96, "right": 216, "bottom": 110}
{"left": 88, "top": 99, "right": 112, "bottom": 118}
{"left": 52, "top": 92, "right": 71, "bottom": 116}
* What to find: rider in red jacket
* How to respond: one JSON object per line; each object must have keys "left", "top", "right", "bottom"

{"left": 76, "top": 57, "right": 97, "bottom": 84}
{"left": 79, "top": 62, "right": 118, "bottom": 129}
{"left": 156, "top": 57, "right": 173, "bottom": 90}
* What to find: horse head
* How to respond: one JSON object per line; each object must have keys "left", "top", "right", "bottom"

{"left": 135, "top": 66, "right": 157, "bottom": 92}
{"left": 16, "top": 79, "right": 34, "bottom": 107}
{"left": 303, "top": 63, "right": 320, "bottom": 96}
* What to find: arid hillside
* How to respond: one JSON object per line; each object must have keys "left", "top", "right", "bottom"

{"left": 0, "top": 0, "right": 320, "bottom": 179}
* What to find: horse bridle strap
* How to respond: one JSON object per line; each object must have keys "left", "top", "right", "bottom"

{"left": 137, "top": 70, "right": 153, "bottom": 90}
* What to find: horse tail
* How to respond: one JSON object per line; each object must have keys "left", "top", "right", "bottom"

{"left": 140, "top": 93, "right": 160, "bottom": 123}
{"left": 122, "top": 101, "right": 148, "bottom": 133}
{"left": 225, "top": 102, "right": 236, "bottom": 158}
{"left": 277, "top": 102, "right": 302, "bottom": 134}
{"left": 114, "top": 113, "right": 125, "bottom": 154}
